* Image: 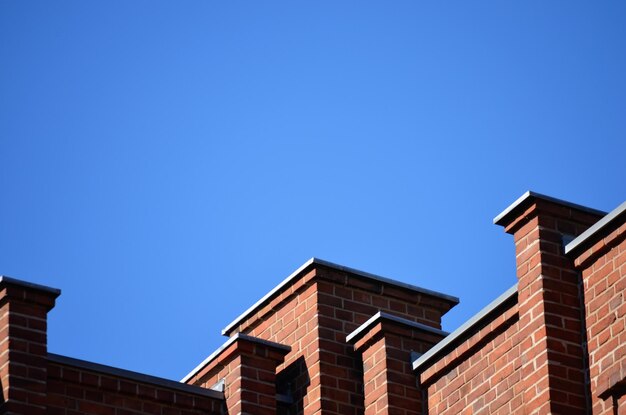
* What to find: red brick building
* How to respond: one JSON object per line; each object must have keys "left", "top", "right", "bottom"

{"left": 1, "top": 191, "right": 624, "bottom": 414}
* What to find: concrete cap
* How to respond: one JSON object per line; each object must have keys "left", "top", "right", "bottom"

{"left": 413, "top": 283, "right": 518, "bottom": 372}
{"left": 346, "top": 311, "right": 448, "bottom": 344}
{"left": 0, "top": 275, "right": 61, "bottom": 297}
{"left": 493, "top": 191, "right": 606, "bottom": 227}
{"left": 222, "top": 257, "right": 459, "bottom": 336}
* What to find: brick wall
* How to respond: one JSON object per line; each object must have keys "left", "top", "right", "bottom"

{"left": 348, "top": 312, "right": 447, "bottom": 415}
{"left": 47, "top": 355, "right": 224, "bottom": 415}
{"left": 217, "top": 261, "right": 456, "bottom": 415}
{"left": 497, "top": 194, "right": 602, "bottom": 414}
{"left": 0, "top": 277, "right": 59, "bottom": 415}
{"left": 239, "top": 273, "right": 320, "bottom": 414}
{"left": 420, "top": 300, "right": 521, "bottom": 414}
{"left": 3, "top": 192, "right": 624, "bottom": 415}
{"left": 0, "top": 276, "right": 227, "bottom": 415}
{"left": 570, "top": 208, "right": 626, "bottom": 414}
{"left": 184, "top": 334, "right": 289, "bottom": 415}
{"left": 413, "top": 192, "right": 610, "bottom": 415}
{"left": 187, "top": 270, "right": 320, "bottom": 414}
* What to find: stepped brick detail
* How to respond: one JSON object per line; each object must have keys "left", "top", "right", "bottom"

{"left": 1, "top": 191, "right": 624, "bottom": 414}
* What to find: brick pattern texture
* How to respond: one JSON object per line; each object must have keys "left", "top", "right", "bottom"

{"left": 185, "top": 336, "right": 288, "bottom": 415}
{"left": 0, "top": 282, "right": 57, "bottom": 415}
{"left": 2, "top": 193, "right": 625, "bottom": 415}
{"left": 46, "top": 361, "right": 223, "bottom": 415}
{"left": 575, "top": 219, "right": 626, "bottom": 414}
{"left": 506, "top": 199, "right": 600, "bottom": 414}
{"left": 416, "top": 196, "right": 608, "bottom": 415}
{"left": 420, "top": 301, "right": 521, "bottom": 414}
{"left": 222, "top": 265, "right": 453, "bottom": 415}
{"left": 353, "top": 320, "right": 445, "bottom": 415}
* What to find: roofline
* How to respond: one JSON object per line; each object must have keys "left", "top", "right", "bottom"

{"left": 0, "top": 275, "right": 61, "bottom": 296}
{"left": 221, "top": 257, "right": 459, "bottom": 336}
{"left": 181, "top": 333, "right": 290, "bottom": 383}
{"left": 412, "top": 283, "right": 518, "bottom": 371}
{"left": 565, "top": 200, "right": 626, "bottom": 256}
{"left": 493, "top": 191, "right": 607, "bottom": 226}
{"left": 346, "top": 311, "right": 448, "bottom": 344}
{"left": 48, "top": 353, "right": 224, "bottom": 400}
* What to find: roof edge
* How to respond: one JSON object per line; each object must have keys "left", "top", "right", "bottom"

{"left": 314, "top": 258, "right": 459, "bottom": 304}
{"left": 0, "top": 275, "right": 61, "bottom": 297}
{"left": 565, "top": 200, "right": 626, "bottom": 256}
{"left": 346, "top": 311, "right": 449, "bottom": 344}
{"left": 221, "top": 257, "right": 459, "bottom": 336}
{"left": 493, "top": 191, "right": 606, "bottom": 226}
{"left": 412, "top": 283, "right": 518, "bottom": 372}
{"left": 48, "top": 353, "right": 224, "bottom": 400}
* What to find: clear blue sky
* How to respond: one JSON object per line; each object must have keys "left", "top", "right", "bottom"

{"left": 1, "top": 1, "right": 625, "bottom": 380}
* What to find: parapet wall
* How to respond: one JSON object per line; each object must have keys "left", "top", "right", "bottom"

{"left": 1, "top": 191, "right": 624, "bottom": 415}
{"left": 410, "top": 192, "right": 620, "bottom": 415}
{"left": 416, "top": 290, "right": 521, "bottom": 414}
{"left": 186, "top": 259, "right": 458, "bottom": 415}
{"left": 47, "top": 354, "right": 224, "bottom": 415}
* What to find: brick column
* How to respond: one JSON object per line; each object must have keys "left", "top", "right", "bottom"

{"left": 0, "top": 276, "right": 60, "bottom": 415}
{"left": 495, "top": 192, "right": 604, "bottom": 414}
{"left": 184, "top": 333, "right": 290, "bottom": 415}
{"left": 215, "top": 259, "right": 458, "bottom": 415}
{"left": 565, "top": 201, "right": 626, "bottom": 414}
{"left": 347, "top": 312, "right": 447, "bottom": 415}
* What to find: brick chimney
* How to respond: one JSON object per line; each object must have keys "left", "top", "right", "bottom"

{"left": 494, "top": 191, "right": 605, "bottom": 414}
{"left": 0, "top": 276, "right": 60, "bottom": 415}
